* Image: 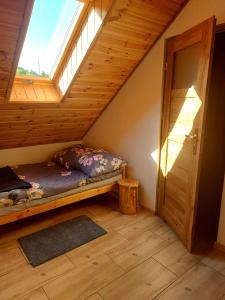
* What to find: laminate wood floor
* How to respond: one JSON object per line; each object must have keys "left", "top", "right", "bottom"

{"left": 0, "top": 195, "right": 225, "bottom": 300}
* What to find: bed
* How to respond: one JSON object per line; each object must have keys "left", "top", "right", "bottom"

{"left": 0, "top": 145, "right": 126, "bottom": 225}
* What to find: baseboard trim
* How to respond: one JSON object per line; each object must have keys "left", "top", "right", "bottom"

{"left": 214, "top": 241, "right": 225, "bottom": 253}
{"left": 139, "top": 204, "right": 155, "bottom": 215}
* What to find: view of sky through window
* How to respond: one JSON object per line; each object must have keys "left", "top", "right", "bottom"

{"left": 17, "top": 0, "right": 82, "bottom": 78}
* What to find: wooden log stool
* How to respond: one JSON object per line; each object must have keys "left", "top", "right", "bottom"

{"left": 118, "top": 178, "right": 139, "bottom": 214}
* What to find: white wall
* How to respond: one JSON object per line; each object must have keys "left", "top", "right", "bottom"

{"left": 84, "top": 0, "right": 225, "bottom": 211}
{"left": 0, "top": 141, "right": 81, "bottom": 167}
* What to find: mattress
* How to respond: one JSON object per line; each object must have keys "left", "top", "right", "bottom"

{"left": 0, "top": 174, "right": 122, "bottom": 216}
{"left": 0, "top": 162, "right": 122, "bottom": 215}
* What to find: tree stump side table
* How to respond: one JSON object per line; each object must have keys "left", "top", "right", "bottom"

{"left": 118, "top": 178, "right": 139, "bottom": 214}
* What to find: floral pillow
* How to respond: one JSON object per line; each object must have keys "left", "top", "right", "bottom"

{"left": 53, "top": 145, "right": 125, "bottom": 177}
{"left": 53, "top": 144, "right": 93, "bottom": 171}
{"left": 78, "top": 150, "right": 125, "bottom": 177}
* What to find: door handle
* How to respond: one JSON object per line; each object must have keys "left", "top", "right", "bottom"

{"left": 185, "top": 134, "right": 197, "bottom": 140}
{"left": 185, "top": 129, "right": 198, "bottom": 155}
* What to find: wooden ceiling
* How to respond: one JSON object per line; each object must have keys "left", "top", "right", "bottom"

{"left": 0, "top": 0, "right": 187, "bottom": 149}
{"left": 0, "top": 0, "right": 33, "bottom": 104}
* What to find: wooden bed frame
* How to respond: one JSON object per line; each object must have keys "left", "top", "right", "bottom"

{"left": 0, "top": 166, "right": 126, "bottom": 226}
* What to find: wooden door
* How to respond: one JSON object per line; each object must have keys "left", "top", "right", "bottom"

{"left": 158, "top": 17, "right": 215, "bottom": 251}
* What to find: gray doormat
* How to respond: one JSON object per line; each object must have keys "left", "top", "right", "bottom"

{"left": 18, "top": 215, "right": 107, "bottom": 267}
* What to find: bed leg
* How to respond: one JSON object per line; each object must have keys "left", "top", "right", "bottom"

{"left": 122, "top": 165, "right": 126, "bottom": 179}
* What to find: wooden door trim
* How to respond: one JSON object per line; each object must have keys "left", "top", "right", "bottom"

{"left": 157, "top": 17, "right": 216, "bottom": 251}
{"left": 216, "top": 23, "right": 225, "bottom": 33}
{"left": 187, "top": 18, "right": 216, "bottom": 250}
{"left": 172, "top": 24, "right": 203, "bottom": 52}
{"left": 157, "top": 24, "right": 209, "bottom": 216}
{"left": 157, "top": 37, "right": 173, "bottom": 217}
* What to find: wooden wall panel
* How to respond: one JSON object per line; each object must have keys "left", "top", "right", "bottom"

{"left": 0, "top": 0, "right": 34, "bottom": 103}
{"left": 11, "top": 78, "right": 61, "bottom": 103}
{"left": 56, "top": 0, "right": 112, "bottom": 95}
{"left": 0, "top": 0, "right": 187, "bottom": 149}
{"left": 63, "top": 0, "right": 187, "bottom": 131}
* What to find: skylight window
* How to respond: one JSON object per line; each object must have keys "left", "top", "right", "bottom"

{"left": 17, "top": 0, "right": 84, "bottom": 78}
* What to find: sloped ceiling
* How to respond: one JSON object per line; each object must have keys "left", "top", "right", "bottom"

{"left": 0, "top": 0, "right": 187, "bottom": 149}
{"left": 0, "top": 0, "right": 33, "bottom": 103}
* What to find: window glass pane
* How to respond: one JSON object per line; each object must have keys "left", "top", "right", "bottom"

{"left": 17, "top": 0, "right": 83, "bottom": 78}
{"left": 172, "top": 42, "right": 201, "bottom": 89}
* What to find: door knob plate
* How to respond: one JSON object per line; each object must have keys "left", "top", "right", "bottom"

{"left": 185, "top": 129, "right": 198, "bottom": 155}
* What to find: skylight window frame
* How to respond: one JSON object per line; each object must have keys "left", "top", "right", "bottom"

{"left": 50, "top": 0, "right": 89, "bottom": 81}
{"left": 10, "top": 0, "right": 108, "bottom": 104}
{"left": 15, "top": 0, "right": 90, "bottom": 83}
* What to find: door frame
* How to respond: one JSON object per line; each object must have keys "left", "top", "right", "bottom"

{"left": 156, "top": 17, "right": 216, "bottom": 251}
{"left": 216, "top": 23, "right": 225, "bottom": 33}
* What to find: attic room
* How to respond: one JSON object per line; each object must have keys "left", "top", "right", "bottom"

{"left": 0, "top": 0, "right": 225, "bottom": 298}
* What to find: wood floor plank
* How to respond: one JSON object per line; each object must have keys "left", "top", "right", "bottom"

{"left": 157, "top": 263, "right": 225, "bottom": 300}
{"left": 118, "top": 215, "right": 178, "bottom": 243}
{"left": 86, "top": 198, "right": 119, "bottom": 218}
{"left": 94, "top": 208, "right": 150, "bottom": 232}
{"left": 0, "top": 239, "right": 19, "bottom": 250}
{"left": 151, "top": 220, "right": 178, "bottom": 243}
{"left": 89, "top": 210, "right": 121, "bottom": 228}
{"left": 87, "top": 204, "right": 119, "bottom": 219}
{"left": 66, "top": 231, "right": 128, "bottom": 266}
{"left": 43, "top": 254, "right": 124, "bottom": 300}
{"left": 85, "top": 293, "right": 103, "bottom": 300}
{"left": 112, "top": 233, "right": 169, "bottom": 271}
{"left": 99, "top": 258, "right": 176, "bottom": 300}
{"left": 0, "top": 255, "right": 74, "bottom": 299}
{"left": 201, "top": 249, "right": 225, "bottom": 276}
{"left": 1, "top": 196, "right": 225, "bottom": 300}
{"left": 153, "top": 240, "right": 200, "bottom": 276}
{"left": 117, "top": 215, "right": 163, "bottom": 237}
{"left": 157, "top": 227, "right": 178, "bottom": 243}
{"left": 0, "top": 246, "right": 26, "bottom": 276}
{"left": 17, "top": 288, "right": 49, "bottom": 300}
{"left": 106, "top": 229, "right": 155, "bottom": 259}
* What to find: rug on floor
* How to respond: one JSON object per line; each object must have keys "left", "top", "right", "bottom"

{"left": 18, "top": 215, "right": 107, "bottom": 267}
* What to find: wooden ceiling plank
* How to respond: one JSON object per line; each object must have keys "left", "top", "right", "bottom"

{"left": 0, "top": 0, "right": 27, "bottom": 13}
{"left": 5, "top": 0, "right": 34, "bottom": 103}
{"left": 0, "top": 0, "right": 188, "bottom": 149}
